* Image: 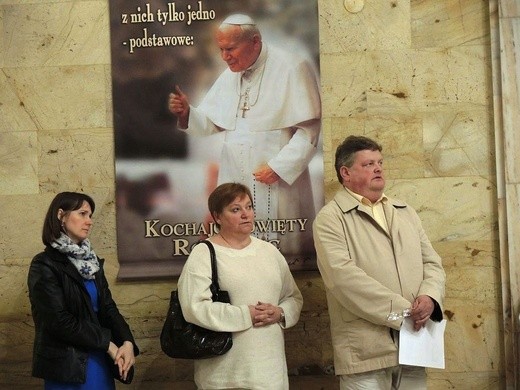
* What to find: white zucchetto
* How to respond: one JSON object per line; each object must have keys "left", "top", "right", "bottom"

{"left": 221, "top": 14, "right": 256, "bottom": 26}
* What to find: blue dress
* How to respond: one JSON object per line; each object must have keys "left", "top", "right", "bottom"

{"left": 45, "top": 279, "right": 115, "bottom": 390}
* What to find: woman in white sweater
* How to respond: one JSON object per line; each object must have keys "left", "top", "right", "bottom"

{"left": 178, "top": 182, "right": 303, "bottom": 389}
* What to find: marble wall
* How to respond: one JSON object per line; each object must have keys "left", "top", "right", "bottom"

{"left": 492, "top": 0, "right": 520, "bottom": 388}
{"left": 0, "top": 0, "right": 505, "bottom": 389}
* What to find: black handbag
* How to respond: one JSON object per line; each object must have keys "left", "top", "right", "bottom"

{"left": 160, "top": 240, "right": 233, "bottom": 359}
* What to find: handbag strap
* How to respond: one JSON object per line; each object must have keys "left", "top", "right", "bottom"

{"left": 196, "top": 240, "right": 220, "bottom": 300}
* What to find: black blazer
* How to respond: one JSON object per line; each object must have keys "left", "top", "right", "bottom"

{"left": 27, "top": 246, "right": 139, "bottom": 383}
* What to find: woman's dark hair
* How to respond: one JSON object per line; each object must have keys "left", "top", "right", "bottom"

{"left": 334, "top": 135, "right": 383, "bottom": 184}
{"left": 42, "top": 192, "right": 95, "bottom": 246}
{"left": 208, "top": 183, "right": 253, "bottom": 228}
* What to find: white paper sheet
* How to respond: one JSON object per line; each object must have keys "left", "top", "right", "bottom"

{"left": 398, "top": 318, "right": 447, "bottom": 369}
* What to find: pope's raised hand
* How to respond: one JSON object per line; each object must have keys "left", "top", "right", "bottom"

{"left": 168, "top": 85, "right": 190, "bottom": 128}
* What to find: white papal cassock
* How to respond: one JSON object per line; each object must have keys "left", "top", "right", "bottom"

{"left": 182, "top": 44, "right": 321, "bottom": 256}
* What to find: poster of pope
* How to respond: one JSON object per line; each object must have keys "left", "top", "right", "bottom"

{"left": 109, "top": 0, "right": 322, "bottom": 279}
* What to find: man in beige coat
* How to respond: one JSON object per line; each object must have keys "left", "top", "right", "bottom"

{"left": 313, "top": 135, "right": 445, "bottom": 389}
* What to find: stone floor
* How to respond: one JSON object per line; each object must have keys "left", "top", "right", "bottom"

{"left": 118, "top": 376, "right": 340, "bottom": 389}
{"left": 10, "top": 376, "right": 340, "bottom": 390}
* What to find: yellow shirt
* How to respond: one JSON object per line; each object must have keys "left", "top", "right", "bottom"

{"left": 344, "top": 187, "right": 389, "bottom": 233}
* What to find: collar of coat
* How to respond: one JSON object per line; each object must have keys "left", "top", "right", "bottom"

{"left": 43, "top": 246, "right": 104, "bottom": 284}
{"left": 333, "top": 188, "right": 408, "bottom": 214}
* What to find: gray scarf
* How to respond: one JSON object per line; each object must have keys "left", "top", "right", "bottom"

{"left": 51, "top": 233, "right": 100, "bottom": 280}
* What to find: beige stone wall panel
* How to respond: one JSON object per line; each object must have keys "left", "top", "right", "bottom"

{"left": 500, "top": 18, "right": 520, "bottom": 184}
{"left": 0, "top": 260, "right": 32, "bottom": 318}
{"left": 411, "top": 0, "right": 491, "bottom": 49}
{"left": 435, "top": 239, "right": 498, "bottom": 268}
{"left": 2, "top": 1, "right": 109, "bottom": 67}
{"left": 0, "top": 194, "right": 51, "bottom": 259}
{"left": 289, "top": 274, "right": 334, "bottom": 370}
{"left": 284, "top": 312, "right": 334, "bottom": 372}
{"left": 442, "top": 305, "right": 502, "bottom": 373}
{"left": 103, "top": 63, "right": 113, "bottom": 128}
{"left": 0, "top": 8, "right": 3, "bottom": 68}
{"left": 87, "top": 193, "right": 116, "bottom": 253}
{"left": 505, "top": 183, "right": 520, "bottom": 306}
{"left": 423, "top": 109, "right": 495, "bottom": 177}
{"left": 5, "top": 66, "right": 107, "bottom": 130}
{"left": 319, "top": 52, "right": 368, "bottom": 118}
{"left": 427, "top": 371, "right": 502, "bottom": 389}
{"left": 499, "top": 1, "right": 520, "bottom": 18}
{"left": 37, "top": 129, "right": 113, "bottom": 192}
{"left": 445, "top": 264, "right": 500, "bottom": 304}
{"left": 386, "top": 177, "right": 496, "bottom": 242}
{"left": 366, "top": 47, "right": 491, "bottom": 110}
{"left": 0, "top": 132, "right": 38, "bottom": 194}
{"left": 0, "top": 261, "right": 39, "bottom": 389}
{"left": 319, "top": 0, "right": 411, "bottom": 54}
{"left": 0, "top": 71, "right": 39, "bottom": 133}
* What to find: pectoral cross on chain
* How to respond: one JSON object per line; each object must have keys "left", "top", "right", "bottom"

{"left": 241, "top": 102, "right": 250, "bottom": 118}
{"left": 241, "top": 87, "right": 251, "bottom": 118}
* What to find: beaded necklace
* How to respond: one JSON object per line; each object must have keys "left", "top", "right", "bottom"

{"left": 252, "top": 179, "right": 272, "bottom": 240}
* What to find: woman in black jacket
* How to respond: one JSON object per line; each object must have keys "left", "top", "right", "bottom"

{"left": 28, "top": 192, "right": 139, "bottom": 389}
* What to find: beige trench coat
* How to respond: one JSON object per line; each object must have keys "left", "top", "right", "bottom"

{"left": 313, "top": 188, "right": 445, "bottom": 375}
